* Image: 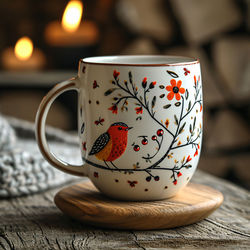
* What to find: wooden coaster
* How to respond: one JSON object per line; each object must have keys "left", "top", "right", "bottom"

{"left": 54, "top": 181, "right": 223, "bottom": 230}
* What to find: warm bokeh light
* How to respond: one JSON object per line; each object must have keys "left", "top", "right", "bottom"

{"left": 14, "top": 37, "right": 33, "bottom": 61}
{"left": 62, "top": 0, "right": 83, "bottom": 32}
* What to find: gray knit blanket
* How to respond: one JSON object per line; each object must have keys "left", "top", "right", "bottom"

{"left": 0, "top": 116, "right": 82, "bottom": 198}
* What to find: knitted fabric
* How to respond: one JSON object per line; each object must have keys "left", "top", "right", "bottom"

{"left": 0, "top": 116, "right": 16, "bottom": 151}
{"left": 0, "top": 116, "right": 81, "bottom": 198}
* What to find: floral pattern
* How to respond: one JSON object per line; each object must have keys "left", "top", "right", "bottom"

{"left": 81, "top": 68, "right": 202, "bottom": 188}
{"left": 166, "top": 79, "right": 185, "bottom": 101}
{"left": 135, "top": 106, "right": 143, "bottom": 114}
{"left": 108, "top": 104, "right": 118, "bottom": 114}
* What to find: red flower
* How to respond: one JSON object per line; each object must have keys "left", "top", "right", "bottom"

{"left": 186, "top": 155, "right": 192, "bottom": 162}
{"left": 184, "top": 68, "right": 190, "bottom": 76}
{"left": 135, "top": 106, "right": 143, "bottom": 114}
{"left": 113, "top": 70, "right": 120, "bottom": 79}
{"left": 108, "top": 104, "right": 118, "bottom": 114}
{"left": 128, "top": 180, "right": 138, "bottom": 187}
{"left": 173, "top": 180, "right": 177, "bottom": 185}
{"left": 94, "top": 117, "right": 105, "bottom": 126}
{"left": 93, "top": 80, "right": 99, "bottom": 89}
{"left": 177, "top": 172, "right": 182, "bottom": 177}
{"left": 166, "top": 79, "right": 185, "bottom": 101}
{"left": 200, "top": 104, "right": 203, "bottom": 112}
{"left": 194, "top": 149, "right": 198, "bottom": 157}
{"left": 94, "top": 172, "right": 99, "bottom": 178}
{"left": 197, "top": 144, "right": 200, "bottom": 149}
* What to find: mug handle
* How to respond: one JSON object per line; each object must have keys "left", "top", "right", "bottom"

{"left": 35, "top": 77, "right": 87, "bottom": 177}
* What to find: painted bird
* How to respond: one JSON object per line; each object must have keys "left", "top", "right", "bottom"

{"left": 89, "top": 122, "right": 132, "bottom": 169}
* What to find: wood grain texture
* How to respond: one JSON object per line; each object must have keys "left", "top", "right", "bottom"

{"left": 54, "top": 182, "right": 223, "bottom": 230}
{"left": 0, "top": 170, "right": 250, "bottom": 249}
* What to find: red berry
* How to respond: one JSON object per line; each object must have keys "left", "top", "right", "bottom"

{"left": 154, "top": 176, "right": 160, "bottom": 181}
{"left": 146, "top": 176, "right": 151, "bottom": 182}
{"left": 152, "top": 135, "right": 157, "bottom": 141}
{"left": 157, "top": 129, "right": 164, "bottom": 136}
{"left": 133, "top": 145, "right": 140, "bottom": 151}
{"left": 141, "top": 138, "right": 148, "bottom": 145}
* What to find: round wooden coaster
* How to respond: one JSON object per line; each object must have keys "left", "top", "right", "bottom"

{"left": 54, "top": 181, "right": 223, "bottom": 230}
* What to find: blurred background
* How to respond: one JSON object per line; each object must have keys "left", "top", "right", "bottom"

{"left": 0, "top": 0, "right": 249, "bottom": 189}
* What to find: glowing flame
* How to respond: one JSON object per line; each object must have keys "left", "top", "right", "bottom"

{"left": 62, "top": 0, "right": 83, "bottom": 32}
{"left": 14, "top": 37, "right": 33, "bottom": 61}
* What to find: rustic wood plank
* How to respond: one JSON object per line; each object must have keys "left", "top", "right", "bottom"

{"left": 0, "top": 170, "right": 250, "bottom": 249}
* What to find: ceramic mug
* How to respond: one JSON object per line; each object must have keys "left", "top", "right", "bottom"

{"left": 35, "top": 55, "right": 203, "bottom": 201}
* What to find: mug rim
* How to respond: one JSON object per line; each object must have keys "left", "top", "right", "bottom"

{"left": 81, "top": 55, "right": 199, "bottom": 67}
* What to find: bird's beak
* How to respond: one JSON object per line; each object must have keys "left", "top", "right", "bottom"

{"left": 126, "top": 127, "right": 133, "bottom": 131}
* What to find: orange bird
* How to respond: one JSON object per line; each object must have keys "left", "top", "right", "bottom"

{"left": 89, "top": 122, "right": 132, "bottom": 168}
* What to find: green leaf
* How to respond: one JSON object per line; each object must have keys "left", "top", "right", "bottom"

{"left": 175, "top": 102, "right": 181, "bottom": 107}
{"left": 104, "top": 88, "right": 117, "bottom": 96}
{"left": 159, "top": 94, "right": 165, "bottom": 98}
{"left": 178, "top": 122, "right": 186, "bottom": 134}
{"left": 185, "top": 165, "right": 192, "bottom": 169}
{"left": 151, "top": 96, "right": 156, "bottom": 108}
{"left": 129, "top": 71, "right": 132, "bottom": 84}
{"left": 174, "top": 115, "right": 178, "bottom": 125}
{"left": 185, "top": 89, "right": 189, "bottom": 100}
{"left": 159, "top": 85, "right": 165, "bottom": 89}
{"left": 163, "top": 104, "right": 171, "bottom": 109}
{"left": 167, "top": 70, "right": 178, "bottom": 78}
{"left": 188, "top": 101, "right": 191, "bottom": 111}
{"left": 189, "top": 124, "right": 193, "bottom": 133}
{"left": 193, "top": 116, "right": 196, "bottom": 130}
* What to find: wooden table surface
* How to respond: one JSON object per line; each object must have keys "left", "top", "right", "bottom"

{"left": 1, "top": 170, "right": 249, "bottom": 250}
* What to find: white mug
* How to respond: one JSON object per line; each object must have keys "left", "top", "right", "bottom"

{"left": 35, "top": 55, "right": 203, "bottom": 201}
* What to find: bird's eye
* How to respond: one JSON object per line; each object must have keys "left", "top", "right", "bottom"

{"left": 118, "top": 127, "right": 122, "bottom": 130}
